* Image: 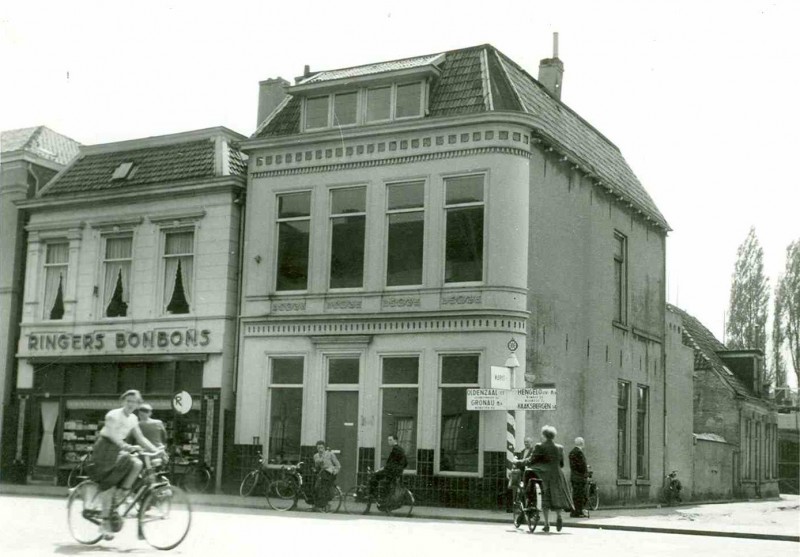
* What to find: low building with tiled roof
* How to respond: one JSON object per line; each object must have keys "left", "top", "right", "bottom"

{"left": 235, "top": 40, "right": 673, "bottom": 509}
{"left": 667, "top": 304, "right": 778, "bottom": 499}
{"left": 11, "top": 127, "right": 247, "bottom": 488}
{"left": 0, "top": 126, "right": 81, "bottom": 480}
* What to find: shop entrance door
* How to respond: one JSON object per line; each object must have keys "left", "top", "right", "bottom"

{"left": 36, "top": 401, "right": 59, "bottom": 468}
{"left": 325, "top": 391, "right": 359, "bottom": 488}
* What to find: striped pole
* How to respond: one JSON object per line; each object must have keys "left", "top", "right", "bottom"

{"left": 506, "top": 409, "right": 516, "bottom": 482}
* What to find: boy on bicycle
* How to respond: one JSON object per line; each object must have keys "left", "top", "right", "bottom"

{"left": 313, "top": 441, "right": 341, "bottom": 511}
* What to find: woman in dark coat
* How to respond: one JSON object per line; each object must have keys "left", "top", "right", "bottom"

{"left": 531, "top": 425, "right": 574, "bottom": 532}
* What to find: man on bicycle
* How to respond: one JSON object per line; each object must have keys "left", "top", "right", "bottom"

{"left": 364, "top": 434, "right": 407, "bottom": 514}
{"left": 313, "top": 440, "right": 341, "bottom": 511}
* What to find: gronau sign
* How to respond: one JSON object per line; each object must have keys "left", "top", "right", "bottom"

{"left": 467, "top": 387, "right": 557, "bottom": 411}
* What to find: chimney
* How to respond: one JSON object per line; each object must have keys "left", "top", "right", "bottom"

{"left": 257, "top": 78, "right": 290, "bottom": 129}
{"left": 538, "top": 32, "right": 564, "bottom": 100}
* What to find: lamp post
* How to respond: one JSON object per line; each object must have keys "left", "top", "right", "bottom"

{"left": 504, "top": 339, "right": 520, "bottom": 483}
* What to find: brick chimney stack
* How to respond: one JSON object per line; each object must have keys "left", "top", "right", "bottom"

{"left": 257, "top": 78, "right": 289, "bottom": 129}
{"left": 538, "top": 32, "right": 564, "bottom": 100}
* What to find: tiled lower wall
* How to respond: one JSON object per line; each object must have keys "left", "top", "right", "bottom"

{"left": 224, "top": 445, "right": 508, "bottom": 509}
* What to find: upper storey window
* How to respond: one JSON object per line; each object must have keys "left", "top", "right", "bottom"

{"left": 43, "top": 242, "right": 69, "bottom": 320}
{"left": 302, "top": 82, "right": 424, "bottom": 131}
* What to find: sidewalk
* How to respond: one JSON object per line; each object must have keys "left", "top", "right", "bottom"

{"left": 2, "top": 483, "right": 797, "bottom": 542}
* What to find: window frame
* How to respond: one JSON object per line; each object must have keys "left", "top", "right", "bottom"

{"left": 327, "top": 185, "right": 367, "bottom": 290}
{"left": 635, "top": 384, "right": 649, "bottom": 480}
{"left": 378, "top": 354, "right": 422, "bottom": 474}
{"left": 265, "top": 355, "right": 306, "bottom": 465}
{"left": 435, "top": 351, "right": 483, "bottom": 477}
{"left": 384, "top": 180, "right": 426, "bottom": 288}
{"left": 617, "top": 380, "right": 631, "bottom": 480}
{"left": 41, "top": 240, "right": 70, "bottom": 321}
{"left": 274, "top": 189, "right": 313, "bottom": 293}
{"left": 160, "top": 226, "right": 196, "bottom": 316}
{"left": 443, "top": 173, "right": 486, "bottom": 285}
{"left": 613, "top": 231, "right": 628, "bottom": 325}
{"left": 100, "top": 233, "right": 134, "bottom": 320}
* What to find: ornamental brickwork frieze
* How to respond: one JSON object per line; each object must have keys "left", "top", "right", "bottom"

{"left": 440, "top": 294, "right": 482, "bottom": 306}
{"left": 325, "top": 298, "right": 363, "bottom": 310}
{"left": 381, "top": 297, "right": 421, "bottom": 309}
{"left": 272, "top": 301, "right": 307, "bottom": 312}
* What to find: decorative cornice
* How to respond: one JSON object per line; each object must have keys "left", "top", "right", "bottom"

{"left": 88, "top": 216, "right": 144, "bottom": 231}
{"left": 253, "top": 146, "right": 530, "bottom": 178}
{"left": 26, "top": 219, "right": 85, "bottom": 233}
{"left": 148, "top": 209, "right": 206, "bottom": 225}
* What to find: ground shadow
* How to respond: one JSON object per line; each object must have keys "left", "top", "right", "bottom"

{"left": 53, "top": 543, "right": 147, "bottom": 555}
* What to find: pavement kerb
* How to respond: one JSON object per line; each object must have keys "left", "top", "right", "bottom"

{"left": 1, "top": 483, "right": 797, "bottom": 543}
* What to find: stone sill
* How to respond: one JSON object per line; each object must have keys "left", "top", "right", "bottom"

{"left": 616, "top": 479, "right": 633, "bottom": 486}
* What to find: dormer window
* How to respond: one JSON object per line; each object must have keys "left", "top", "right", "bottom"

{"left": 301, "top": 81, "right": 425, "bottom": 131}
{"left": 111, "top": 162, "right": 136, "bottom": 181}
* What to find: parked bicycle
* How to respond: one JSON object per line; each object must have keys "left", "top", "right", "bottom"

{"left": 343, "top": 468, "right": 414, "bottom": 517}
{"left": 584, "top": 466, "right": 599, "bottom": 516}
{"left": 67, "top": 450, "right": 192, "bottom": 550}
{"left": 662, "top": 470, "right": 682, "bottom": 506}
{"left": 266, "top": 461, "right": 343, "bottom": 513}
{"left": 239, "top": 451, "right": 275, "bottom": 497}
{"left": 67, "top": 453, "right": 92, "bottom": 489}
{"left": 512, "top": 470, "right": 542, "bottom": 532}
{"left": 169, "top": 449, "right": 212, "bottom": 493}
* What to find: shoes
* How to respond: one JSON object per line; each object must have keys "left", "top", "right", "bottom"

{"left": 556, "top": 516, "right": 563, "bottom": 532}
{"left": 513, "top": 514, "right": 522, "bottom": 528}
{"left": 543, "top": 524, "right": 550, "bottom": 533}
{"left": 99, "top": 519, "right": 115, "bottom": 541}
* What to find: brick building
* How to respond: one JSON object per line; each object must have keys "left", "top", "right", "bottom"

{"left": 0, "top": 127, "right": 80, "bottom": 479}
{"left": 668, "top": 304, "right": 779, "bottom": 499}
{"left": 234, "top": 43, "right": 675, "bottom": 508}
{"left": 11, "top": 128, "right": 246, "bottom": 488}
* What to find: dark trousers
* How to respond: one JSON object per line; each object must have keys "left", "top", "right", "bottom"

{"left": 315, "top": 470, "right": 335, "bottom": 507}
{"left": 571, "top": 478, "right": 587, "bottom": 515}
{"left": 368, "top": 469, "right": 398, "bottom": 502}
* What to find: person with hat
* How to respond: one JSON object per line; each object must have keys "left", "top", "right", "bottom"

{"left": 136, "top": 403, "right": 168, "bottom": 449}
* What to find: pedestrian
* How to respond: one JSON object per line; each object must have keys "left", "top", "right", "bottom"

{"left": 364, "top": 434, "right": 407, "bottom": 514}
{"left": 313, "top": 440, "right": 340, "bottom": 511}
{"left": 136, "top": 403, "right": 168, "bottom": 450}
{"left": 569, "top": 437, "right": 589, "bottom": 517}
{"left": 530, "top": 425, "right": 574, "bottom": 532}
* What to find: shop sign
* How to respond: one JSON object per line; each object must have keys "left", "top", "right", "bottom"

{"left": 172, "top": 391, "right": 193, "bottom": 415}
{"left": 26, "top": 328, "right": 211, "bottom": 353}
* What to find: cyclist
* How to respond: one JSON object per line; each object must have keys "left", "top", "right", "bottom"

{"left": 312, "top": 440, "right": 341, "bottom": 511}
{"left": 90, "top": 389, "right": 162, "bottom": 539}
{"left": 364, "top": 434, "right": 407, "bottom": 514}
{"left": 136, "top": 403, "right": 168, "bottom": 450}
{"left": 512, "top": 436, "right": 537, "bottom": 527}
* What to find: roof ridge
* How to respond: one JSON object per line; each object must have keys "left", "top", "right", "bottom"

{"left": 492, "top": 49, "right": 525, "bottom": 112}
{"left": 491, "top": 47, "right": 622, "bottom": 155}
{"left": 24, "top": 126, "right": 45, "bottom": 151}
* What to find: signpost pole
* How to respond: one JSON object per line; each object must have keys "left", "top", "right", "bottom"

{"left": 504, "top": 340, "right": 520, "bottom": 482}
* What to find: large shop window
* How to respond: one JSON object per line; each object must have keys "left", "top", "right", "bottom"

{"left": 439, "top": 354, "right": 480, "bottom": 474}
{"left": 386, "top": 182, "right": 424, "bottom": 287}
{"left": 444, "top": 175, "right": 484, "bottom": 283}
{"left": 381, "top": 356, "right": 419, "bottom": 469}
{"left": 276, "top": 192, "right": 311, "bottom": 291}
{"left": 163, "top": 230, "right": 194, "bottom": 315}
{"left": 43, "top": 242, "right": 69, "bottom": 320}
{"left": 613, "top": 232, "right": 628, "bottom": 324}
{"left": 636, "top": 385, "right": 649, "bottom": 479}
{"left": 103, "top": 236, "right": 132, "bottom": 318}
{"left": 617, "top": 380, "right": 631, "bottom": 479}
{"left": 329, "top": 187, "right": 366, "bottom": 289}
{"left": 268, "top": 357, "right": 304, "bottom": 465}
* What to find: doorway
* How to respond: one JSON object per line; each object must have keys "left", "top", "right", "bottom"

{"left": 326, "top": 391, "right": 359, "bottom": 488}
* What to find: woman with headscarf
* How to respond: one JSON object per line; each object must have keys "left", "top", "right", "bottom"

{"left": 530, "top": 424, "right": 574, "bottom": 532}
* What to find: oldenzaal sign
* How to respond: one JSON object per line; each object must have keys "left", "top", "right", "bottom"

{"left": 467, "top": 387, "right": 557, "bottom": 411}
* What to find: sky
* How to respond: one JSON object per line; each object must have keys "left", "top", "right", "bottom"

{"left": 1, "top": 0, "right": 798, "bottom": 381}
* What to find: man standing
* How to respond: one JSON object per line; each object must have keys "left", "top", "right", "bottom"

{"left": 364, "top": 434, "right": 407, "bottom": 514}
{"left": 569, "top": 437, "right": 588, "bottom": 517}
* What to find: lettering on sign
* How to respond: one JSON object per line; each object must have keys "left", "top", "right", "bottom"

{"left": 466, "top": 387, "right": 557, "bottom": 411}
{"left": 466, "top": 388, "right": 507, "bottom": 410}
{"left": 26, "top": 329, "right": 211, "bottom": 353}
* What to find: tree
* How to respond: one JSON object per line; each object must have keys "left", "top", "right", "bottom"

{"left": 726, "top": 228, "right": 770, "bottom": 379}
{"left": 778, "top": 240, "right": 800, "bottom": 389}
{"left": 771, "top": 285, "right": 786, "bottom": 388}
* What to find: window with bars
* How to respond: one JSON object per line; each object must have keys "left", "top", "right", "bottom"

{"left": 268, "top": 357, "right": 304, "bottom": 465}
{"left": 43, "top": 242, "right": 69, "bottom": 320}
{"left": 439, "top": 354, "right": 480, "bottom": 474}
{"left": 381, "top": 356, "right": 419, "bottom": 469}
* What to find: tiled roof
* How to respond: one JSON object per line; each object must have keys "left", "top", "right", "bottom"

{"left": 254, "top": 44, "right": 669, "bottom": 229}
{"left": 667, "top": 304, "right": 752, "bottom": 398}
{"left": 300, "top": 54, "right": 443, "bottom": 84}
{"left": 1, "top": 126, "right": 81, "bottom": 166}
{"left": 40, "top": 134, "right": 245, "bottom": 198}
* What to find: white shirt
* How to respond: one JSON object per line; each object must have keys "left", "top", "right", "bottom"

{"left": 100, "top": 407, "right": 139, "bottom": 444}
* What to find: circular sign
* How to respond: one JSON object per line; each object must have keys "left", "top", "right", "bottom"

{"left": 507, "top": 338, "right": 518, "bottom": 352}
{"left": 172, "top": 391, "right": 192, "bottom": 415}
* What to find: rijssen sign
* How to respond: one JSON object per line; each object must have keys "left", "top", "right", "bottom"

{"left": 26, "top": 328, "right": 211, "bottom": 353}
{"left": 466, "top": 387, "right": 557, "bottom": 411}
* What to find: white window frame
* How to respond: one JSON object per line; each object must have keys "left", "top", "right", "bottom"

{"left": 384, "top": 180, "right": 426, "bottom": 289}
{"left": 435, "top": 351, "right": 483, "bottom": 477}
{"left": 442, "top": 173, "right": 486, "bottom": 286}
{"left": 378, "top": 353, "right": 422, "bottom": 475}
{"left": 41, "top": 240, "right": 70, "bottom": 320}
{"left": 274, "top": 189, "right": 313, "bottom": 293}
{"left": 159, "top": 226, "right": 196, "bottom": 316}
{"left": 264, "top": 355, "right": 306, "bottom": 465}
{"left": 327, "top": 185, "right": 367, "bottom": 291}
{"left": 100, "top": 233, "right": 134, "bottom": 320}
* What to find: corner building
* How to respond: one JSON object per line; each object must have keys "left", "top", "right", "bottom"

{"left": 236, "top": 45, "right": 671, "bottom": 508}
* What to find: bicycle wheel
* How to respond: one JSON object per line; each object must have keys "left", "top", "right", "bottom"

{"left": 67, "top": 464, "right": 85, "bottom": 489}
{"left": 181, "top": 465, "right": 211, "bottom": 493}
{"left": 323, "top": 485, "right": 343, "bottom": 513}
{"left": 266, "top": 479, "right": 298, "bottom": 511}
{"left": 239, "top": 470, "right": 260, "bottom": 497}
{"left": 67, "top": 480, "right": 103, "bottom": 545}
{"left": 138, "top": 484, "right": 192, "bottom": 550}
{"left": 588, "top": 486, "right": 599, "bottom": 511}
{"left": 344, "top": 486, "right": 369, "bottom": 514}
{"left": 385, "top": 489, "right": 414, "bottom": 518}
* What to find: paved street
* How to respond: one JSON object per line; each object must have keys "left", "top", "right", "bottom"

{"left": 0, "top": 494, "right": 796, "bottom": 556}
